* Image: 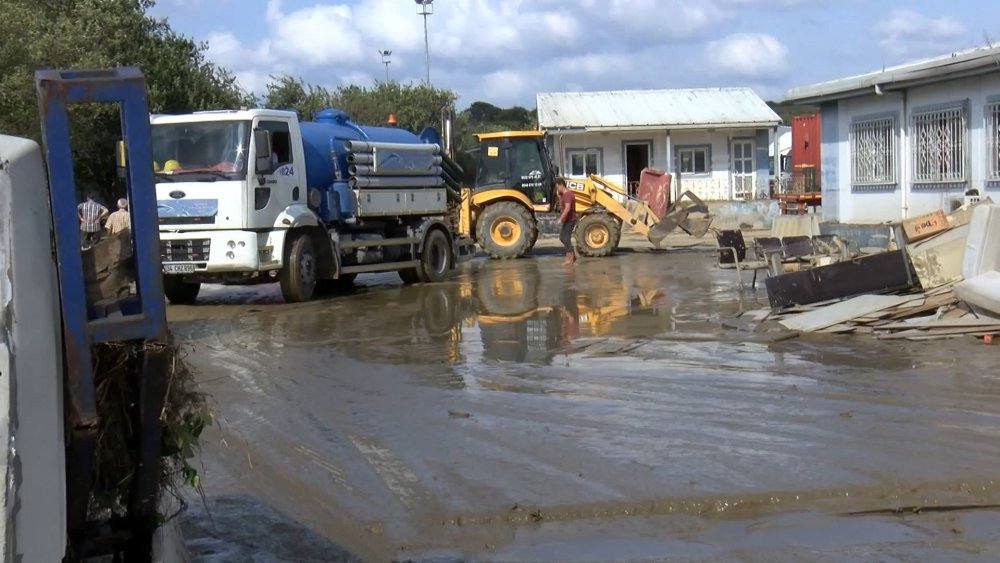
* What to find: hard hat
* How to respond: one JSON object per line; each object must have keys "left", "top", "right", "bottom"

{"left": 163, "top": 159, "right": 180, "bottom": 172}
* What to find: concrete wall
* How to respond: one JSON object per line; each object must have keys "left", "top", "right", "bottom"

{"left": 0, "top": 135, "right": 66, "bottom": 562}
{"left": 823, "top": 73, "right": 1000, "bottom": 223}
{"left": 551, "top": 127, "right": 773, "bottom": 202}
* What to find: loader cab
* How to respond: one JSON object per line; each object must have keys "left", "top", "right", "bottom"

{"left": 474, "top": 131, "right": 555, "bottom": 205}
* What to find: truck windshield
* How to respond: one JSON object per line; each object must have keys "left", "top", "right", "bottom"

{"left": 151, "top": 121, "right": 251, "bottom": 181}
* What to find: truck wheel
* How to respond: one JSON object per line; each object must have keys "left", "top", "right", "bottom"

{"left": 279, "top": 233, "right": 316, "bottom": 302}
{"left": 476, "top": 201, "right": 536, "bottom": 260}
{"left": 163, "top": 275, "right": 200, "bottom": 304}
{"left": 574, "top": 213, "right": 620, "bottom": 257}
{"left": 417, "top": 229, "right": 452, "bottom": 283}
{"left": 399, "top": 268, "right": 421, "bottom": 285}
{"left": 316, "top": 273, "right": 356, "bottom": 295}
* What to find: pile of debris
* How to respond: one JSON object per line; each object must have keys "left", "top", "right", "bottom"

{"left": 754, "top": 200, "right": 1000, "bottom": 341}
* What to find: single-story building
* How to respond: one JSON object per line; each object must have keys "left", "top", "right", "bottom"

{"left": 536, "top": 88, "right": 782, "bottom": 202}
{"left": 783, "top": 44, "right": 1000, "bottom": 224}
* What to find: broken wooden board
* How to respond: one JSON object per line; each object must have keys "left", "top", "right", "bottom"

{"left": 765, "top": 250, "right": 914, "bottom": 310}
{"left": 906, "top": 224, "right": 969, "bottom": 291}
{"left": 778, "top": 294, "right": 914, "bottom": 332}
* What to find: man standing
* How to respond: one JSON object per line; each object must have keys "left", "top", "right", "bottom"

{"left": 105, "top": 198, "right": 131, "bottom": 235}
{"left": 77, "top": 192, "right": 108, "bottom": 249}
{"left": 555, "top": 178, "right": 577, "bottom": 265}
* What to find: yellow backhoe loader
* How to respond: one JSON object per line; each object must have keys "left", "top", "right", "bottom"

{"left": 450, "top": 130, "right": 713, "bottom": 259}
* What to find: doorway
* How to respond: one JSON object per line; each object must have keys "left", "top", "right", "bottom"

{"left": 731, "top": 139, "right": 754, "bottom": 200}
{"left": 624, "top": 141, "right": 651, "bottom": 198}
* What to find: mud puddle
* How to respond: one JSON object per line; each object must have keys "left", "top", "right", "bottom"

{"left": 168, "top": 251, "right": 1000, "bottom": 561}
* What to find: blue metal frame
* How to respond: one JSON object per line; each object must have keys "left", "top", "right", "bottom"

{"left": 35, "top": 68, "right": 167, "bottom": 424}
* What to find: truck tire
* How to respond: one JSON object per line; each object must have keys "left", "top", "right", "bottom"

{"left": 574, "top": 213, "right": 620, "bottom": 257}
{"left": 477, "top": 201, "right": 536, "bottom": 260}
{"left": 163, "top": 275, "right": 200, "bottom": 304}
{"left": 315, "top": 273, "right": 356, "bottom": 295}
{"left": 417, "top": 229, "right": 452, "bottom": 283}
{"left": 279, "top": 233, "right": 317, "bottom": 302}
{"left": 399, "top": 268, "right": 421, "bottom": 285}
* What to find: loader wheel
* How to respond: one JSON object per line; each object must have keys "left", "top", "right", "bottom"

{"left": 163, "top": 275, "right": 200, "bottom": 304}
{"left": 477, "top": 201, "right": 536, "bottom": 260}
{"left": 279, "top": 233, "right": 316, "bottom": 303}
{"left": 574, "top": 213, "right": 620, "bottom": 257}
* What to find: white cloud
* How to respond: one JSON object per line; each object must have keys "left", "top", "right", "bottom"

{"left": 873, "top": 9, "right": 965, "bottom": 57}
{"left": 704, "top": 33, "right": 789, "bottom": 78}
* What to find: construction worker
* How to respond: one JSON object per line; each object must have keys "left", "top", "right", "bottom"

{"left": 105, "top": 198, "right": 130, "bottom": 235}
{"left": 555, "top": 178, "right": 577, "bottom": 265}
{"left": 77, "top": 192, "right": 108, "bottom": 249}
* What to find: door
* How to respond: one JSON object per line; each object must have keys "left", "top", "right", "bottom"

{"left": 731, "top": 139, "right": 754, "bottom": 200}
{"left": 249, "top": 119, "right": 300, "bottom": 228}
{"left": 624, "top": 142, "right": 651, "bottom": 198}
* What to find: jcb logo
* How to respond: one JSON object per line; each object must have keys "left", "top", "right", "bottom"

{"left": 567, "top": 180, "right": 585, "bottom": 190}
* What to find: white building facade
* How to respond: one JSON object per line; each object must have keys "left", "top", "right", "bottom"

{"left": 537, "top": 89, "right": 782, "bottom": 202}
{"left": 784, "top": 45, "right": 1000, "bottom": 223}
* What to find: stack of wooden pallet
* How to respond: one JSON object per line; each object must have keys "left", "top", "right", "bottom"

{"left": 756, "top": 282, "right": 1000, "bottom": 340}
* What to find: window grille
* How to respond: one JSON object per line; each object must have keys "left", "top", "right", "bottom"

{"left": 987, "top": 102, "right": 1000, "bottom": 180}
{"left": 850, "top": 116, "right": 895, "bottom": 185}
{"left": 911, "top": 106, "right": 966, "bottom": 183}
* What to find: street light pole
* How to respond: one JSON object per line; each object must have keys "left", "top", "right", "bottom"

{"left": 414, "top": 0, "right": 433, "bottom": 86}
{"left": 378, "top": 49, "right": 392, "bottom": 82}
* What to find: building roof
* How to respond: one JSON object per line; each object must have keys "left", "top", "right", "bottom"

{"left": 536, "top": 88, "right": 781, "bottom": 131}
{"left": 784, "top": 44, "right": 1000, "bottom": 104}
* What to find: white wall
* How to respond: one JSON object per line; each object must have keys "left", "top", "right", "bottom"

{"left": 552, "top": 128, "right": 771, "bottom": 201}
{"left": 0, "top": 135, "right": 66, "bottom": 562}
{"left": 829, "top": 73, "right": 1000, "bottom": 223}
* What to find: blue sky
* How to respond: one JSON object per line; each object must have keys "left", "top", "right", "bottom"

{"left": 150, "top": 0, "right": 1000, "bottom": 109}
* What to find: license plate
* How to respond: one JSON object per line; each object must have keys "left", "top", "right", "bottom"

{"left": 163, "top": 264, "right": 196, "bottom": 274}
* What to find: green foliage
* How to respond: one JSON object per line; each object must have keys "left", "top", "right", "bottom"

{"left": 0, "top": 0, "right": 251, "bottom": 202}
{"left": 262, "top": 75, "right": 457, "bottom": 133}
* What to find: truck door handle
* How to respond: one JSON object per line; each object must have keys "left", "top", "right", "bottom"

{"left": 292, "top": 186, "right": 300, "bottom": 201}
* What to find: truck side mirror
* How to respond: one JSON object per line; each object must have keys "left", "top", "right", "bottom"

{"left": 254, "top": 129, "right": 273, "bottom": 175}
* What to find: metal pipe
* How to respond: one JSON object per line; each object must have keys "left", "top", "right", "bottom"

{"left": 346, "top": 153, "right": 373, "bottom": 164}
{"left": 345, "top": 140, "right": 441, "bottom": 153}
{"left": 349, "top": 176, "right": 445, "bottom": 188}
{"left": 349, "top": 164, "right": 443, "bottom": 177}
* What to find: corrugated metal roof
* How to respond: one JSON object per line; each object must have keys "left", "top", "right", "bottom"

{"left": 536, "top": 88, "right": 781, "bottom": 130}
{"left": 784, "top": 44, "right": 1000, "bottom": 104}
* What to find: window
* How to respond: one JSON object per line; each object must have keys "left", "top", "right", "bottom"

{"left": 911, "top": 105, "right": 966, "bottom": 183}
{"left": 567, "top": 148, "right": 601, "bottom": 176}
{"left": 258, "top": 121, "right": 293, "bottom": 166}
{"left": 151, "top": 120, "right": 250, "bottom": 179}
{"left": 850, "top": 116, "right": 896, "bottom": 185}
{"left": 677, "top": 147, "right": 709, "bottom": 175}
{"left": 987, "top": 102, "right": 1000, "bottom": 181}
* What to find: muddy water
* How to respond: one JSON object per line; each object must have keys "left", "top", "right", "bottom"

{"left": 170, "top": 250, "right": 1000, "bottom": 562}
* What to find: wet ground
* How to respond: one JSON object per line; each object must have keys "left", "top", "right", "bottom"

{"left": 169, "top": 242, "right": 1000, "bottom": 562}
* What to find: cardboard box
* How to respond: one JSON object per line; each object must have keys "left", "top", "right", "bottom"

{"left": 902, "top": 209, "right": 948, "bottom": 243}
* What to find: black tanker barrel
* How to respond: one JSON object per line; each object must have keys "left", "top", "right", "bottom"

{"left": 348, "top": 164, "right": 444, "bottom": 177}
{"left": 440, "top": 153, "right": 464, "bottom": 178}
{"left": 349, "top": 176, "right": 445, "bottom": 188}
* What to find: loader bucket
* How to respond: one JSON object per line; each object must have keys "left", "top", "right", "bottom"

{"left": 646, "top": 190, "right": 713, "bottom": 247}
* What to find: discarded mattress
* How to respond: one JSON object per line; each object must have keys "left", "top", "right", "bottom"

{"left": 954, "top": 270, "right": 1000, "bottom": 318}
{"left": 962, "top": 203, "right": 1000, "bottom": 278}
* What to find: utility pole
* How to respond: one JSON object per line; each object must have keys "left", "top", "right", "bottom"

{"left": 414, "top": 0, "right": 434, "bottom": 86}
{"left": 378, "top": 49, "right": 392, "bottom": 82}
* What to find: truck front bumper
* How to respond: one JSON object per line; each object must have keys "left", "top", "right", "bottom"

{"left": 159, "top": 230, "right": 282, "bottom": 275}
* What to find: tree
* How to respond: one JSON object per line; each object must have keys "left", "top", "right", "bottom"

{"left": 0, "top": 0, "right": 252, "bottom": 201}
{"left": 262, "top": 75, "right": 335, "bottom": 121}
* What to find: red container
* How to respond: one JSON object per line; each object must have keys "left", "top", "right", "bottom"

{"left": 637, "top": 167, "right": 672, "bottom": 219}
{"left": 791, "top": 114, "right": 821, "bottom": 192}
